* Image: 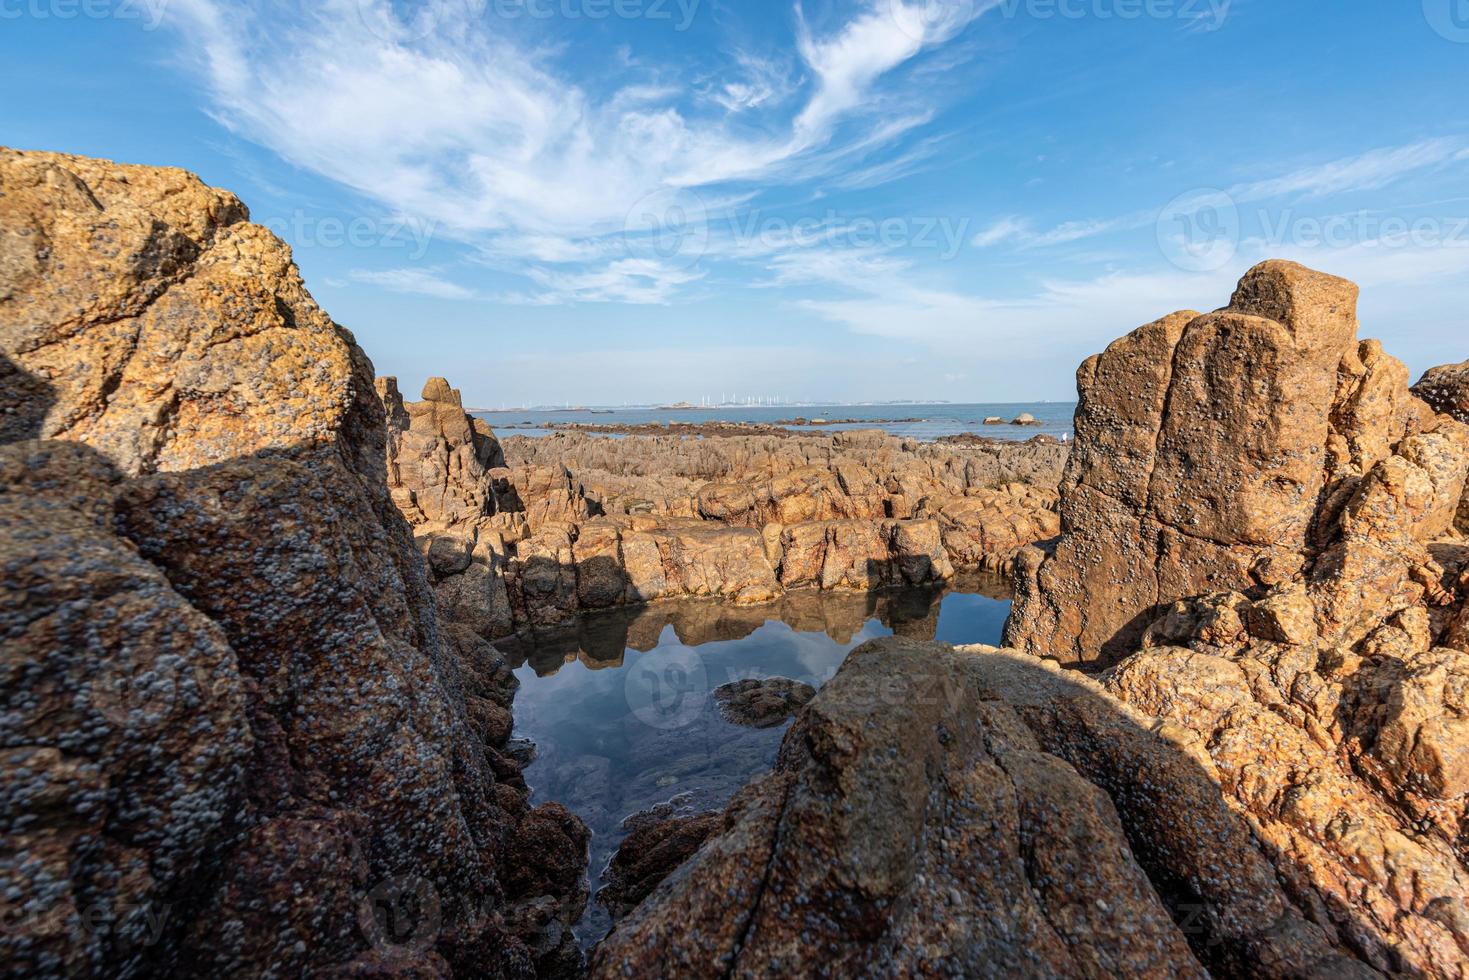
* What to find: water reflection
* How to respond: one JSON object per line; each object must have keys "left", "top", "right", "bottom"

{"left": 504, "top": 572, "right": 1011, "bottom": 946}
{"left": 499, "top": 570, "right": 1012, "bottom": 675}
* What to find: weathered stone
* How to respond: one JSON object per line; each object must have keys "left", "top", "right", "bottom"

{"left": 1004, "top": 261, "right": 1458, "bottom": 667}
{"left": 596, "top": 803, "right": 721, "bottom": 923}
{"left": 1414, "top": 358, "right": 1469, "bottom": 424}
{"left": 711, "top": 677, "right": 816, "bottom": 728}
{"left": 1001, "top": 259, "right": 1469, "bottom": 976}
{"left": 0, "top": 149, "right": 584, "bottom": 978}
{"left": 591, "top": 639, "right": 1378, "bottom": 978}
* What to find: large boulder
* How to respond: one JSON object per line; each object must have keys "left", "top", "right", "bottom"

{"left": 1414, "top": 358, "right": 1469, "bottom": 424}
{"left": 1001, "top": 259, "right": 1469, "bottom": 975}
{"left": 0, "top": 149, "right": 584, "bottom": 978}
{"left": 589, "top": 639, "right": 1372, "bottom": 978}
{"left": 1004, "top": 261, "right": 1438, "bottom": 666}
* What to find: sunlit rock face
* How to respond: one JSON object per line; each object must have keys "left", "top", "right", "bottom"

{"left": 1004, "top": 260, "right": 1444, "bottom": 666}
{"left": 0, "top": 148, "right": 585, "bottom": 979}
{"left": 1002, "top": 260, "right": 1469, "bottom": 976}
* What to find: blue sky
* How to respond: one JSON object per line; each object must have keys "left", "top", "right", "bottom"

{"left": 4, "top": 0, "right": 1468, "bottom": 406}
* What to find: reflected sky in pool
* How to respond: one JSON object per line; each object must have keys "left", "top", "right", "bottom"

{"left": 501, "top": 574, "right": 1011, "bottom": 945}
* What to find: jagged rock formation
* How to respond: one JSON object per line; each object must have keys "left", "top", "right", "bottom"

{"left": 380, "top": 406, "right": 1063, "bottom": 638}
{"left": 1004, "top": 261, "right": 1456, "bottom": 666}
{"left": 1415, "top": 358, "right": 1469, "bottom": 425}
{"left": 0, "top": 149, "right": 585, "bottom": 978}
{"left": 589, "top": 638, "right": 1376, "bottom": 978}
{"left": 378, "top": 375, "right": 506, "bottom": 529}
{"left": 1414, "top": 359, "right": 1469, "bottom": 537}
{"left": 1000, "top": 261, "right": 1469, "bottom": 975}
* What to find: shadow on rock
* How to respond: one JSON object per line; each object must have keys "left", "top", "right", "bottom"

{"left": 589, "top": 638, "right": 1384, "bottom": 979}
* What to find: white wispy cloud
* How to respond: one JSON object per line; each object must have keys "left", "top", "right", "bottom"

{"left": 972, "top": 138, "right": 1469, "bottom": 256}
{"left": 348, "top": 267, "right": 477, "bottom": 300}
{"left": 1230, "top": 139, "right": 1467, "bottom": 202}
{"left": 166, "top": 0, "right": 985, "bottom": 303}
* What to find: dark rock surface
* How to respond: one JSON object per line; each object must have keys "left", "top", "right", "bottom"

{"left": 0, "top": 148, "right": 586, "bottom": 978}
{"left": 595, "top": 799, "right": 721, "bottom": 923}
{"left": 589, "top": 638, "right": 1375, "bottom": 979}
{"left": 711, "top": 677, "right": 816, "bottom": 728}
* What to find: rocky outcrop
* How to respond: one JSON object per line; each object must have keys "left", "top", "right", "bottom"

{"left": 1415, "top": 358, "right": 1469, "bottom": 424}
{"left": 1414, "top": 360, "right": 1469, "bottom": 535}
{"left": 378, "top": 375, "right": 506, "bottom": 529}
{"left": 1005, "top": 261, "right": 1451, "bottom": 666}
{"left": 711, "top": 677, "right": 816, "bottom": 728}
{"left": 0, "top": 149, "right": 585, "bottom": 978}
{"left": 589, "top": 638, "right": 1375, "bottom": 978}
{"left": 595, "top": 262, "right": 1469, "bottom": 978}
{"left": 380, "top": 412, "right": 1063, "bottom": 637}
{"left": 1002, "top": 260, "right": 1469, "bottom": 976}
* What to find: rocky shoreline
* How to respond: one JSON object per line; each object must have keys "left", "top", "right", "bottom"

{"left": 4, "top": 150, "right": 1469, "bottom": 978}
{"left": 383, "top": 385, "right": 1064, "bottom": 640}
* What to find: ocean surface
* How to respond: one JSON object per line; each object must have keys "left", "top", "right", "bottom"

{"left": 475, "top": 401, "right": 1077, "bottom": 443}
{"left": 500, "top": 574, "right": 1012, "bottom": 945}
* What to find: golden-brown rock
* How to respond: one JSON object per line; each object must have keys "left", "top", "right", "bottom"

{"left": 379, "top": 406, "right": 1065, "bottom": 636}
{"left": 1003, "top": 259, "right": 1469, "bottom": 976}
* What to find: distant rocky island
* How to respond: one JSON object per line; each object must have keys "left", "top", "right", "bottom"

{"left": 4, "top": 149, "right": 1469, "bottom": 978}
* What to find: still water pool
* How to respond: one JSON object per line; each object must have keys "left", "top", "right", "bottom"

{"left": 498, "top": 573, "right": 1012, "bottom": 944}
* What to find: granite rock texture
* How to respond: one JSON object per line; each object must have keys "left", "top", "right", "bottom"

{"left": 589, "top": 639, "right": 1376, "bottom": 979}
{"left": 1004, "top": 260, "right": 1469, "bottom": 976}
{"left": 711, "top": 677, "right": 817, "bottom": 728}
{"left": 0, "top": 149, "right": 585, "bottom": 979}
